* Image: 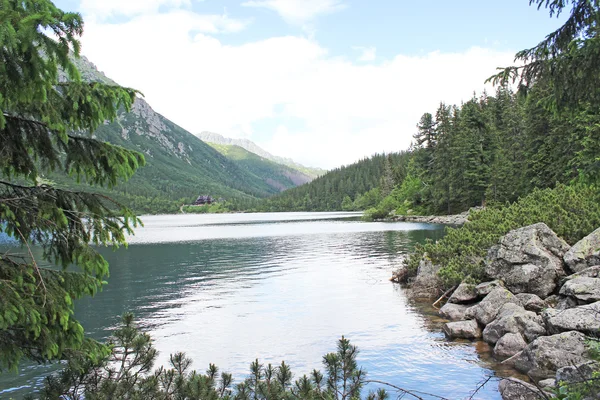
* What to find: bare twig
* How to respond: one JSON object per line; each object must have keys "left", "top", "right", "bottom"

{"left": 365, "top": 379, "right": 450, "bottom": 400}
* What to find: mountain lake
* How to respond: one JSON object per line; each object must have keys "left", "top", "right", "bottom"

{"left": 0, "top": 212, "right": 519, "bottom": 399}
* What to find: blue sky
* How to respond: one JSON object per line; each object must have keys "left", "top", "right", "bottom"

{"left": 53, "top": 0, "right": 567, "bottom": 168}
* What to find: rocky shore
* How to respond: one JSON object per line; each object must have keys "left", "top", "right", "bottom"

{"left": 388, "top": 209, "right": 476, "bottom": 225}
{"left": 404, "top": 223, "right": 600, "bottom": 399}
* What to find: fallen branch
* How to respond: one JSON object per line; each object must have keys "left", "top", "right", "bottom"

{"left": 432, "top": 285, "right": 457, "bottom": 309}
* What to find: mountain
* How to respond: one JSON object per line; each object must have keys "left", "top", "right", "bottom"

{"left": 259, "top": 152, "right": 410, "bottom": 212}
{"left": 56, "top": 57, "right": 296, "bottom": 213}
{"left": 206, "top": 143, "right": 313, "bottom": 191}
{"left": 197, "top": 131, "right": 326, "bottom": 179}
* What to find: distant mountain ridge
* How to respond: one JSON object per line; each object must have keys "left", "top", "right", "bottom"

{"left": 197, "top": 131, "right": 325, "bottom": 179}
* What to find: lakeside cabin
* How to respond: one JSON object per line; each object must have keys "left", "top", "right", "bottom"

{"left": 193, "top": 195, "right": 214, "bottom": 206}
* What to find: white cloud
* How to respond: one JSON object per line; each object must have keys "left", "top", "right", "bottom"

{"left": 242, "top": 0, "right": 346, "bottom": 25}
{"left": 352, "top": 46, "right": 376, "bottom": 62}
{"left": 79, "top": 12, "right": 515, "bottom": 169}
{"left": 80, "top": 0, "right": 192, "bottom": 19}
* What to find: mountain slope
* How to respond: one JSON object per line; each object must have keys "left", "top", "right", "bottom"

{"left": 198, "top": 131, "right": 326, "bottom": 178}
{"left": 207, "top": 143, "right": 312, "bottom": 191}
{"left": 56, "top": 57, "right": 289, "bottom": 213}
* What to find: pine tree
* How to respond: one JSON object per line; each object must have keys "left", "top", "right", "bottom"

{"left": 0, "top": 0, "right": 144, "bottom": 370}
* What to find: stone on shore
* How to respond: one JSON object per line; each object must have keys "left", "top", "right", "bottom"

{"left": 465, "top": 287, "right": 521, "bottom": 326}
{"left": 563, "top": 227, "right": 600, "bottom": 273}
{"left": 537, "top": 379, "right": 556, "bottom": 389}
{"left": 514, "top": 331, "right": 588, "bottom": 379}
{"left": 411, "top": 256, "right": 441, "bottom": 298}
{"left": 494, "top": 333, "right": 527, "bottom": 359}
{"left": 559, "top": 277, "right": 600, "bottom": 303}
{"left": 555, "top": 361, "right": 600, "bottom": 385}
{"left": 439, "top": 303, "right": 470, "bottom": 321}
{"left": 498, "top": 378, "right": 547, "bottom": 400}
{"left": 485, "top": 223, "right": 570, "bottom": 298}
{"left": 475, "top": 280, "right": 504, "bottom": 297}
{"left": 515, "top": 293, "right": 547, "bottom": 313}
{"left": 448, "top": 282, "right": 478, "bottom": 304}
{"left": 442, "top": 320, "right": 482, "bottom": 340}
{"left": 483, "top": 303, "right": 546, "bottom": 344}
{"left": 545, "top": 301, "right": 600, "bottom": 335}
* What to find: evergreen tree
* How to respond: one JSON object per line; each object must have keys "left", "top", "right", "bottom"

{"left": 0, "top": 0, "right": 144, "bottom": 370}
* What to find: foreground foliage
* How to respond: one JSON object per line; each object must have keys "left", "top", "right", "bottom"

{"left": 0, "top": 0, "right": 143, "bottom": 370}
{"left": 404, "top": 184, "right": 600, "bottom": 287}
{"left": 37, "top": 314, "right": 389, "bottom": 400}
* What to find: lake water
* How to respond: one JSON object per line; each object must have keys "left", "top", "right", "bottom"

{"left": 0, "top": 212, "right": 506, "bottom": 399}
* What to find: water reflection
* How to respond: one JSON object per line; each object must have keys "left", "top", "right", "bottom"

{"left": 0, "top": 213, "right": 500, "bottom": 399}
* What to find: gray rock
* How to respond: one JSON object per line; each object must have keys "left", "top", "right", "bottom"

{"left": 411, "top": 256, "right": 441, "bottom": 298}
{"left": 439, "top": 303, "right": 470, "bottom": 321}
{"left": 498, "top": 378, "right": 546, "bottom": 400}
{"left": 515, "top": 331, "right": 589, "bottom": 379}
{"left": 560, "top": 277, "right": 600, "bottom": 303}
{"left": 515, "top": 293, "right": 547, "bottom": 313}
{"left": 476, "top": 280, "right": 504, "bottom": 298}
{"left": 556, "top": 361, "right": 600, "bottom": 385}
{"left": 483, "top": 303, "right": 546, "bottom": 344}
{"left": 545, "top": 301, "right": 600, "bottom": 335}
{"left": 564, "top": 227, "right": 600, "bottom": 273}
{"left": 442, "top": 320, "right": 482, "bottom": 340}
{"left": 537, "top": 379, "right": 556, "bottom": 389}
{"left": 494, "top": 333, "right": 527, "bottom": 358}
{"left": 556, "top": 295, "right": 579, "bottom": 310}
{"left": 485, "top": 223, "right": 570, "bottom": 298}
{"left": 465, "top": 287, "right": 521, "bottom": 326}
{"left": 565, "top": 265, "right": 600, "bottom": 280}
{"left": 448, "top": 282, "right": 478, "bottom": 304}
{"left": 545, "top": 294, "right": 560, "bottom": 308}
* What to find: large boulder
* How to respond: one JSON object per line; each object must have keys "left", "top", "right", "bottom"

{"left": 465, "top": 287, "right": 521, "bottom": 326}
{"left": 494, "top": 333, "right": 527, "bottom": 359}
{"left": 485, "top": 223, "right": 570, "bottom": 298}
{"left": 563, "top": 227, "right": 600, "bottom": 273}
{"left": 514, "top": 331, "right": 589, "bottom": 379}
{"left": 448, "top": 282, "right": 478, "bottom": 304}
{"left": 442, "top": 320, "right": 482, "bottom": 340}
{"left": 560, "top": 277, "right": 600, "bottom": 303}
{"left": 545, "top": 301, "right": 600, "bottom": 335}
{"left": 483, "top": 303, "right": 546, "bottom": 344}
{"left": 515, "top": 293, "right": 547, "bottom": 313}
{"left": 411, "top": 256, "right": 441, "bottom": 298}
{"left": 439, "top": 302, "right": 470, "bottom": 321}
{"left": 498, "top": 378, "right": 547, "bottom": 400}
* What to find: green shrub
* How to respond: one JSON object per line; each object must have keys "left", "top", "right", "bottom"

{"left": 405, "top": 184, "right": 600, "bottom": 288}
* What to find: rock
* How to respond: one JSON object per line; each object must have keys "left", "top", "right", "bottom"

{"left": 515, "top": 331, "right": 589, "bottom": 379}
{"left": 439, "top": 303, "right": 470, "bottom": 321}
{"left": 390, "top": 266, "right": 409, "bottom": 283}
{"left": 498, "top": 378, "right": 546, "bottom": 400}
{"left": 483, "top": 303, "right": 546, "bottom": 344}
{"left": 494, "top": 333, "right": 527, "bottom": 358}
{"left": 411, "top": 256, "right": 441, "bottom": 298}
{"left": 448, "top": 282, "right": 478, "bottom": 304}
{"left": 442, "top": 320, "right": 482, "bottom": 340}
{"left": 537, "top": 379, "right": 556, "bottom": 389}
{"left": 475, "top": 280, "right": 504, "bottom": 298}
{"left": 515, "top": 293, "right": 547, "bottom": 313}
{"left": 564, "top": 227, "right": 600, "bottom": 273}
{"left": 556, "top": 361, "right": 600, "bottom": 385}
{"left": 545, "top": 301, "right": 600, "bottom": 335}
{"left": 465, "top": 287, "right": 521, "bottom": 326}
{"left": 560, "top": 277, "right": 600, "bottom": 303}
{"left": 545, "top": 295, "right": 560, "bottom": 308}
{"left": 565, "top": 265, "right": 600, "bottom": 280}
{"left": 556, "top": 295, "right": 579, "bottom": 310}
{"left": 485, "top": 223, "right": 570, "bottom": 298}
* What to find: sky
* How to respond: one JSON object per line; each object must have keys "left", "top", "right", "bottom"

{"left": 53, "top": 0, "right": 568, "bottom": 169}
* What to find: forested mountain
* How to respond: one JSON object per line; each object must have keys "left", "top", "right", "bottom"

{"left": 259, "top": 85, "right": 599, "bottom": 217}
{"left": 207, "top": 143, "right": 312, "bottom": 191}
{"left": 52, "top": 58, "right": 297, "bottom": 214}
{"left": 259, "top": 153, "right": 410, "bottom": 211}
{"left": 198, "top": 131, "right": 326, "bottom": 178}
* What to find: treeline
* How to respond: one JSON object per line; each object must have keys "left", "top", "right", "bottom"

{"left": 257, "top": 153, "right": 410, "bottom": 212}
{"left": 273, "top": 84, "right": 599, "bottom": 219}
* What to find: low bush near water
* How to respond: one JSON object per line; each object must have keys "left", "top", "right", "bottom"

{"left": 404, "top": 184, "right": 600, "bottom": 288}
